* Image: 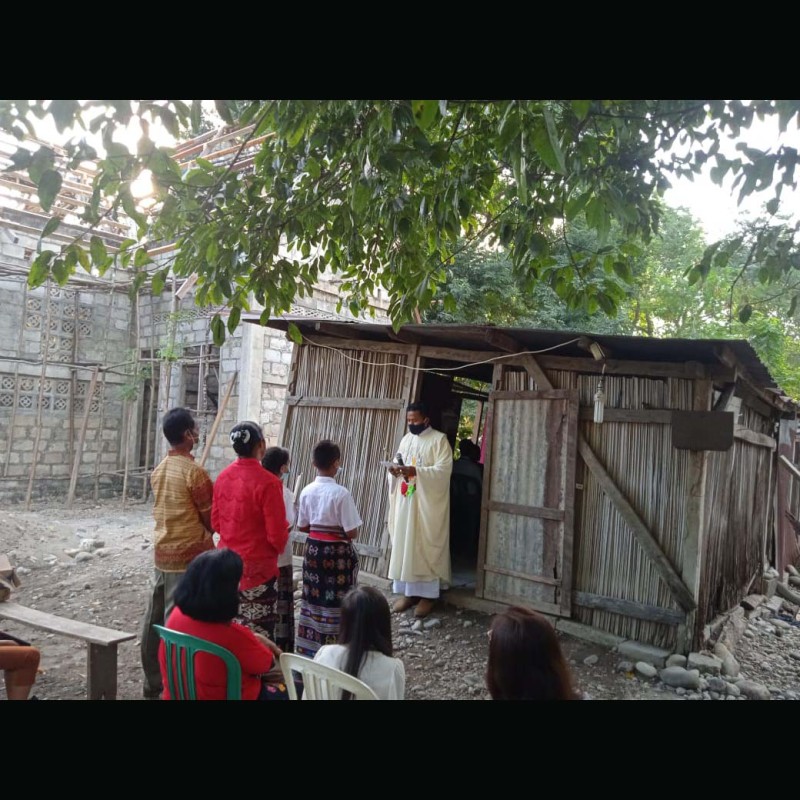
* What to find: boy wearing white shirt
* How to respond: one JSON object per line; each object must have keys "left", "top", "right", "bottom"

{"left": 295, "top": 440, "right": 362, "bottom": 657}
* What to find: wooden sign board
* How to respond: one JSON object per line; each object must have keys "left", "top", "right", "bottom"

{"left": 671, "top": 410, "right": 734, "bottom": 451}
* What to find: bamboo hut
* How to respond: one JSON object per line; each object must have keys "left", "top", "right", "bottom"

{"left": 253, "top": 318, "right": 799, "bottom": 653}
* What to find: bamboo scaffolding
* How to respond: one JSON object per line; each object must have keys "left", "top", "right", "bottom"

{"left": 67, "top": 366, "right": 100, "bottom": 507}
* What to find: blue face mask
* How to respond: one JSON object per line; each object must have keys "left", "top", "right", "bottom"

{"left": 408, "top": 422, "right": 428, "bottom": 436}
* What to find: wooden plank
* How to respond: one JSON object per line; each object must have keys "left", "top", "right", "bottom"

{"left": 0, "top": 602, "right": 135, "bottom": 646}
{"left": 302, "top": 335, "right": 413, "bottom": 355}
{"left": 535, "top": 354, "right": 734, "bottom": 382}
{"left": 484, "top": 587, "right": 563, "bottom": 618}
{"left": 555, "top": 618, "right": 626, "bottom": 648}
{"left": 476, "top": 363, "right": 504, "bottom": 598}
{"left": 578, "top": 408, "right": 672, "bottom": 424}
{"left": 578, "top": 438, "right": 696, "bottom": 612}
{"left": 87, "top": 643, "right": 119, "bottom": 701}
{"left": 560, "top": 389, "right": 578, "bottom": 616}
{"left": 419, "top": 345, "right": 502, "bottom": 364}
{"left": 490, "top": 388, "right": 572, "bottom": 401}
{"left": 483, "top": 564, "right": 562, "bottom": 586}
{"left": 520, "top": 353, "right": 554, "bottom": 391}
{"left": 676, "top": 377, "right": 712, "bottom": 652}
{"left": 289, "top": 531, "right": 382, "bottom": 559}
{"left": 484, "top": 329, "right": 522, "bottom": 353}
{"left": 487, "top": 500, "right": 564, "bottom": 521}
{"left": 714, "top": 383, "right": 737, "bottom": 412}
{"left": 779, "top": 453, "right": 800, "bottom": 481}
{"left": 286, "top": 396, "right": 406, "bottom": 410}
{"left": 199, "top": 371, "right": 237, "bottom": 469}
{"left": 573, "top": 591, "right": 686, "bottom": 625}
{"left": 734, "top": 426, "right": 776, "bottom": 449}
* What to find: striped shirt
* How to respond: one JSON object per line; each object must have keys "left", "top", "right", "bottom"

{"left": 151, "top": 451, "right": 214, "bottom": 572}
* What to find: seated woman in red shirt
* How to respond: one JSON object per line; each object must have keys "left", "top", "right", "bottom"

{"left": 212, "top": 421, "right": 288, "bottom": 643}
{"left": 159, "top": 548, "right": 287, "bottom": 700}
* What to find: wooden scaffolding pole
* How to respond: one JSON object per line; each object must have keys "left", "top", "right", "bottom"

{"left": 67, "top": 366, "right": 101, "bottom": 507}
{"left": 199, "top": 371, "right": 238, "bottom": 470}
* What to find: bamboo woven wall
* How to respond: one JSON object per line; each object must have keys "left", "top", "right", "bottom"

{"left": 502, "top": 367, "right": 693, "bottom": 649}
{"left": 283, "top": 345, "right": 411, "bottom": 576}
{"left": 700, "top": 437, "right": 774, "bottom": 630}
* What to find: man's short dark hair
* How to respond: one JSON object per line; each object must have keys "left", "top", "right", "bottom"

{"left": 262, "top": 446, "right": 290, "bottom": 476}
{"left": 313, "top": 440, "right": 341, "bottom": 470}
{"left": 162, "top": 408, "right": 196, "bottom": 446}
{"left": 174, "top": 548, "right": 243, "bottom": 623}
{"left": 406, "top": 401, "right": 429, "bottom": 417}
{"left": 459, "top": 440, "right": 481, "bottom": 461}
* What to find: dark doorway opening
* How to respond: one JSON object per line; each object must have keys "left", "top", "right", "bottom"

{"left": 416, "top": 357, "right": 492, "bottom": 592}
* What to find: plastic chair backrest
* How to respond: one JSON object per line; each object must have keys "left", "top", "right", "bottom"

{"left": 154, "top": 624, "right": 242, "bottom": 700}
{"left": 280, "top": 652, "right": 379, "bottom": 700}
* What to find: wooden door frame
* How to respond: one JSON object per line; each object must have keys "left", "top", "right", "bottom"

{"left": 476, "top": 386, "right": 578, "bottom": 617}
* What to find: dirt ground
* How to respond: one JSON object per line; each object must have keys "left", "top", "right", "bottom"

{"left": 0, "top": 498, "right": 796, "bottom": 701}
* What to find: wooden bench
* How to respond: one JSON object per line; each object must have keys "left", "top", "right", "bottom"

{"left": 0, "top": 601, "right": 135, "bottom": 700}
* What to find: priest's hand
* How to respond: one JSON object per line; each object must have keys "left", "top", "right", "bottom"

{"left": 399, "top": 466, "right": 416, "bottom": 478}
{"left": 388, "top": 466, "right": 401, "bottom": 477}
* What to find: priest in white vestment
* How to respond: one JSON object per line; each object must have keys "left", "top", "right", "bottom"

{"left": 387, "top": 402, "right": 453, "bottom": 619}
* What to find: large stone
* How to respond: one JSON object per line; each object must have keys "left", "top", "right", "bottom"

{"left": 583, "top": 655, "right": 599, "bottom": 666}
{"left": 659, "top": 667, "right": 701, "bottom": 690}
{"left": 713, "top": 642, "right": 740, "bottom": 678}
{"left": 726, "top": 682, "right": 741, "bottom": 697}
{"left": 666, "top": 654, "right": 687, "bottom": 668}
{"left": 737, "top": 680, "right": 771, "bottom": 701}
{"left": 635, "top": 662, "right": 657, "bottom": 679}
{"left": 740, "top": 594, "right": 764, "bottom": 611}
{"left": 788, "top": 564, "right": 800, "bottom": 578}
{"left": 707, "top": 677, "right": 727, "bottom": 693}
{"left": 74, "top": 551, "right": 94, "bottom": 563}
{"left": 617, "top": 641, "right": 671, "bottom": 668}
{"left": 687, "top": 652, "right": 723, "bottom": 675}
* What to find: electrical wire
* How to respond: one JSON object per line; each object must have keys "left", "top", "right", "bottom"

{"left": 302, "top": 335, "right": 584, "bottom": 373}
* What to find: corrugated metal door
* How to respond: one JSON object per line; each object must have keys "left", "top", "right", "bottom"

{"left": 477, "top": 389, "right": 578, "bottom": 616}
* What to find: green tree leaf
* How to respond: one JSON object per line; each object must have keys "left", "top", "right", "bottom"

{"left": 287, "top": 322, "right": 304, "bottom": 344}
{"left": 211, "top": 313, "right": 226, "bottom": 346}
{"left": 40, "top": 215, "right": 61, "bottom": 239}
{"left": 411, "top": 100, "right": 439, "bottom": 130}
{"left": 227, "top": 306, "right": 241, "bottom": 334}
{"left": 37, "top": 170, "right": 62, "bottom": 212}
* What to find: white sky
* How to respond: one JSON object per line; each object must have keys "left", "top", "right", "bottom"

{"left": 663, "top": 114, "right": 800, "bottom": 241}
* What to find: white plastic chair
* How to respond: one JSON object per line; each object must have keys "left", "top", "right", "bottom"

{"left": 280, "top": 653, "right": 379, "bottom": 700}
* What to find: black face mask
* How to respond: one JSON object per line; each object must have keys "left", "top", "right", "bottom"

{"left": 408, "top": 422, "right": 428, "bottom": 436}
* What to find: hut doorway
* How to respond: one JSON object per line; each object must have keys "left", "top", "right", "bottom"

{"left": 415, "top": 360, "right": 492, "bottom": 593}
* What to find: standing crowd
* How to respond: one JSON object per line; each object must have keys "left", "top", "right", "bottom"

{"left": 130, "top": 401, "right": 578, "bottom": 701}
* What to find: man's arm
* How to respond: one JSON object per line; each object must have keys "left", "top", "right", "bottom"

{"left": 189, "top": 470, "right": 215, "bottom": 533}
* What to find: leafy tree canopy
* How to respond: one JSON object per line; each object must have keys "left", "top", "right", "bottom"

{"left": 1, "top": 100, "right": 799, "bottom": 345}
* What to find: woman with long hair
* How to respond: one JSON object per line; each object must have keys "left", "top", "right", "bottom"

{"left": 312, "top": 586, "right": 405, "bottom": 700}
{"left": 160, "top": 548, "right": 287, "bottom": 700}
{"left": 211, "top": 421, "right": 288, "bottom": 643}
{"left": 485, "top": 606, "right": 577, "bottom": 701}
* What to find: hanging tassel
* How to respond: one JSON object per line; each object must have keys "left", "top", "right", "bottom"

{"left": 593, "top": 367, "right": 606, "bottom": 424}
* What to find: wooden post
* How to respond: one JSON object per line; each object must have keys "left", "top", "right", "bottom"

{"left": 121, "top": 400, "right": 135, "bottom": 506}
{"left": 87, "top": 643, "right": 118, "bottom": 701}
{"left": 67, "top": 367, "right": 101, "bottom": 507}
{"left": 676, "top": 376, "right": 713, "bottom": 653}
{"left": 199, "top": 371, "right": 238, "bottom": 469}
